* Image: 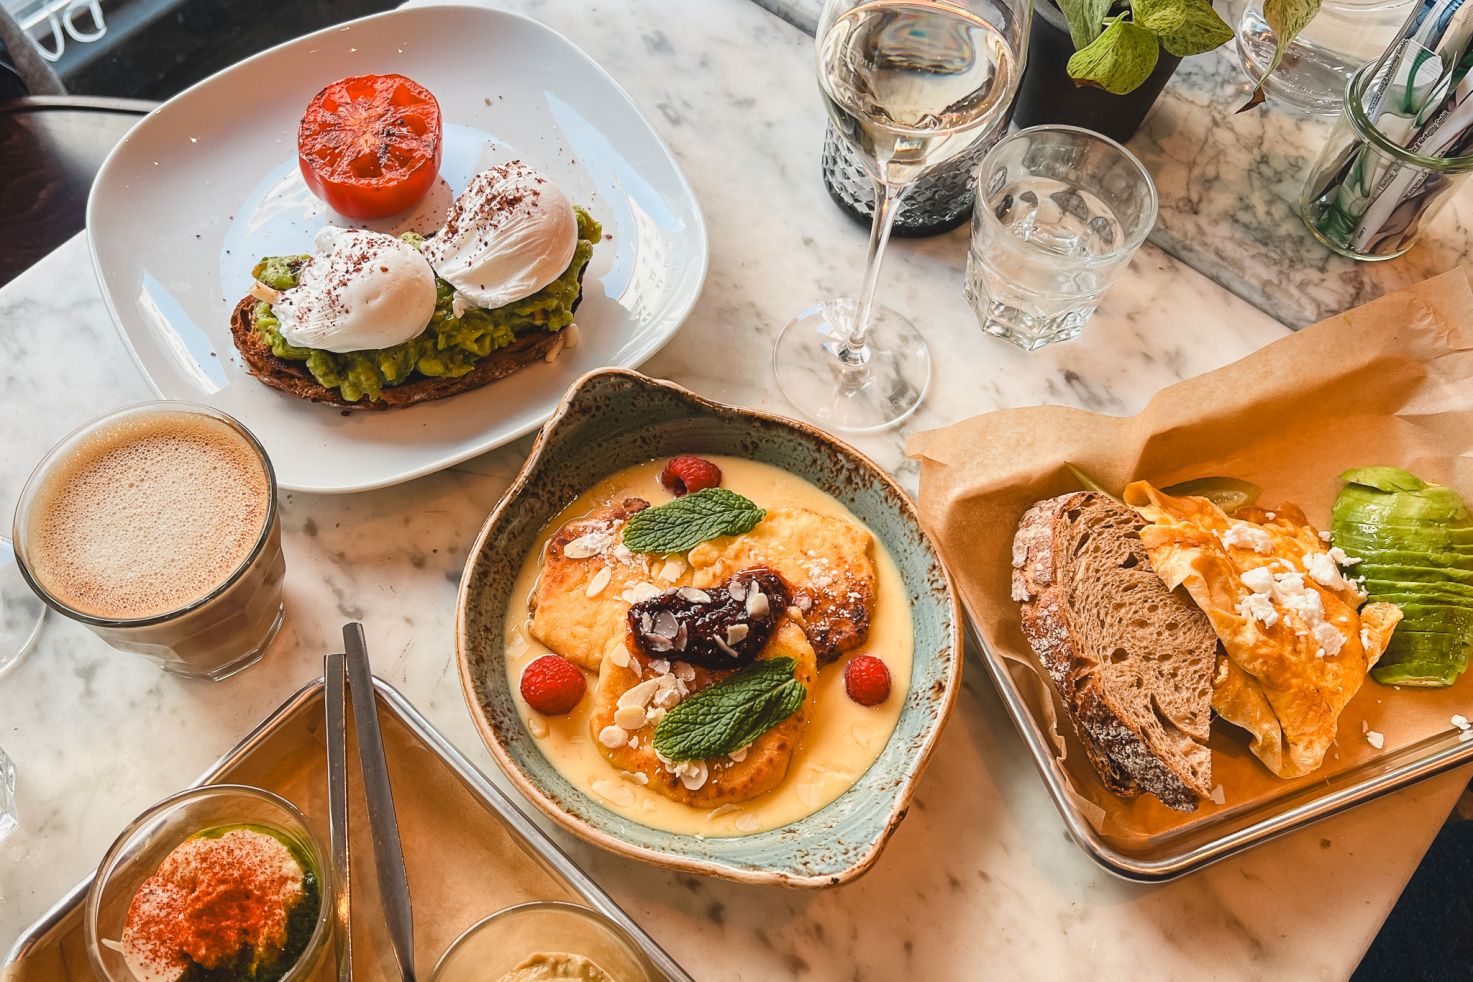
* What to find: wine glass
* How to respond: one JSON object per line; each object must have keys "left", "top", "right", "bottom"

{"left": 775, "top": 0, "right": 1031, "bottom": 431}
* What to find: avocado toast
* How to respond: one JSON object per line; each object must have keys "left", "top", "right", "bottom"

{"left": 232, "top": 208, "right": 600, "bottom": 410}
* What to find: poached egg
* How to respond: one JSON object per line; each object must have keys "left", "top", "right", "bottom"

{"left": 421, "top": 160, "right": 577, "bottom": 311}
{"left": 270, "top": 227, "right": 436, "bottom": 353}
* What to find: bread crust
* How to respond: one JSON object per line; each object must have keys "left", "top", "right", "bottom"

{"left": 1013, "top": 491, "right": 1211, "bottom": 812}
{"left": 227, "top": 262, "right": 587, "bottom": 410}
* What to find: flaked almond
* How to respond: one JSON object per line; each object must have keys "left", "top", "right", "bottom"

{"left": 614, "top": 705, "right": 647, "bottom": 730}
{"left": 677, "top": 587, "right": 713, "bottom": 604}
{"left": 585, "top": 565, "right": 613, "bottom": 597}
{"left": 598, "top": 725, "right": 630, "bottom": 749}
{"left": 617, "top": 678, "right": 661, "bottom": 710}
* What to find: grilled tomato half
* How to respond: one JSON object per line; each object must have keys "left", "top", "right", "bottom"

{"left": 297, "top": 73, "right": 443, "bottom": 220}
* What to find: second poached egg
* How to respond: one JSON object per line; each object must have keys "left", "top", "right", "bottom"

{"left": 421, "top": 160, "right": 578, "bottom": 311}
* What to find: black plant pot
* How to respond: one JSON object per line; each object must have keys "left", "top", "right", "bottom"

{"left": 1012, "top": 1, "right": 1181, "bottom": 144}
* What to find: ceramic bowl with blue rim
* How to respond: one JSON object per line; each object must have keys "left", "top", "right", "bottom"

{"left": 455, "top": 369, "right": 961, "bottom": 887}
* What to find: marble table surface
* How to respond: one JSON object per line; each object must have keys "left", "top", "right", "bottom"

{"left": 1, "top": 1, "right": 1468, "bottom": 978}
{"left": 757, "top": 0, "right": 1473, "bottom": 330}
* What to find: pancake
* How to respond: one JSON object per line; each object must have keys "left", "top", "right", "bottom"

{"left": 688, "top": 506, "right": 877, "bottom": 663}
{"left": 530, "top": 501, "right": 878, "bottom": 669}
{"left": 528, "top": 497, "right": 668, "bottom": 671}
{"left": 588, "top": 620, "right": 818, "bottom": 807}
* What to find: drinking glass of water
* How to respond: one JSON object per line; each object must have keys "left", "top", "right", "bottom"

{"left": 965, "top": 125, "right": 1157, "bottom": 351}
{"left": 775, "top": 0, "right": 1031, "bottom": 431}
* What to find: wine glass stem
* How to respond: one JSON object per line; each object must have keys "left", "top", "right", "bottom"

{"left": 840, "top": 179, "right": 906, "bottom": 365}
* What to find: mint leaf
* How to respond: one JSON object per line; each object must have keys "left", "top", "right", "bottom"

{"left": 1238, "top": 0, "right": 1321, "bottom": 111}
{"left": 622, "top": 488, "right": 766, "bottom": 554}
{"left": 1157, "top": 0, "right": 1233, "bottom": 58}
{"left": 652, "top": 658, "right": 807, "bottom": 761}
{"left": 1057, "top": 0, "right": 1112, "bottom": 51}
{"left": 1068, "top": 19, "right": 1160, "bottom": 96}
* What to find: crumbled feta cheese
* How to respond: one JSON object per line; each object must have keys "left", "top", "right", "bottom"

{"left": 1452, "top": 714, "right": 1471, "bottom": 732}
{"left": 1327, "top": 546, "right": 1361, "bottom": 567}
{"left": 1237, "top": 591, "right": 1280, "bottom": 628}
{"left": 1365, "top": 729, "right": 1385, "bottom": 750}
{"left": 1240, "top": 566, "right": 1276, "bottom": 594}
{"left": 1312, "top": 621, "right": 1346, "bottom": 657}
{"left": 1220, "top": 521, "right": 1275, "bottom": 554}
{"left": 1319, "top": 529, "right": 1333, "bottom": 542}
{"left": 1272, "top": 571, "right": 1325, "bottom": 623}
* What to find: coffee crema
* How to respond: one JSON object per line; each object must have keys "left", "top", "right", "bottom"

{"left": 26, "top": 410, "right": 270, "bottom": 620}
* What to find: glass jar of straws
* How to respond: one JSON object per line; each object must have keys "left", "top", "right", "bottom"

{"left": 1302, "top": 64, "right": 1473, "bottom": 260}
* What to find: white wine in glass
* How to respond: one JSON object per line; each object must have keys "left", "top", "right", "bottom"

{"left": 775, "top": 0, "right": 1029, "bottom": 431}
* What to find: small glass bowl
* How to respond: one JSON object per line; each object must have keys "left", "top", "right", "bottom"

{"left": 432, "top": 901, "right": 656, "bottom": 982}
{"left": 85, "top": 784, "right": 333, "bottom": 982}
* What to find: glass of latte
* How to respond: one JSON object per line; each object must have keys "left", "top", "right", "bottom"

{"left": 12, "top": 403, "right": 286, "bottom": 680}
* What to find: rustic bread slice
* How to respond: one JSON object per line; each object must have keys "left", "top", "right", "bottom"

{"left": 1011, "top": 491, "right": 1217, "bottom": 812}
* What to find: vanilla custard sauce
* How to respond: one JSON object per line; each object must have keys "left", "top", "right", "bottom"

{"left": 503, "top": 456, "right": 914, "bottom": 836}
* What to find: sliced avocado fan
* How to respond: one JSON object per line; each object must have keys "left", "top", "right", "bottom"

{"left": 1332, "top": 466, "right": 1473, "bottom": 686}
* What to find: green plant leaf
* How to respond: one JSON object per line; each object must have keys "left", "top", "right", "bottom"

{"left": 622, "top": 488, "right": 767, "bottom": 554}
{"left": 1131, "top": 0, "right": 1188, "bottom": 35}
{"left": 1238, "top": 0, "right": 1322, "bottom": 111}
{"left": 1156, "top": 0, "right": 1233, "bottom": 57}
{"left": 1057, "top": 0, "right": 1113, "bottom": 51}
{"left": 1067, "top": 19, "right": 1160, "bottom": 96}
{"left": 652, "top": 658, "right": 807, "bottom": 761}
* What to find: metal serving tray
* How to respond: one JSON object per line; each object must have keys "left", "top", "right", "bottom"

{"left": 4, "top": 678, "right": 692, "bottom": 980}
{"left": 966, "top": 616, "right": 1473, "bottom": 882}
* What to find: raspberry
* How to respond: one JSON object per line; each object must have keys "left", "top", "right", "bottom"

{"left": 659, "top": 455, "right": 722, "bottom": 497}
{"left": 519, "top": 655, "right": 585, "bottom": 715}
{"left": 844, "top": 655, "right": 891, "bottom": 706}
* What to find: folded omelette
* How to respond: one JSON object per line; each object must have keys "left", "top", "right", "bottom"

{"left": 1124, "top": 482, "right": 1402, "bottom": 779}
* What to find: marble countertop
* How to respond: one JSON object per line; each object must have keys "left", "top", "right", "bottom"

{"left": 758, "top": 0, "right": 1473, "bottom": 330}
{"left": 0, "top": 1, "right": 1467, "bottom": 978}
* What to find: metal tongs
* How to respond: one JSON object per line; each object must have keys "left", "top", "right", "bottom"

{"left": 325, "top": 623, "right": 417, "bottom": 981}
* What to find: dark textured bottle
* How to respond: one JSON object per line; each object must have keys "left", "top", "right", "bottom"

{"left": 820, "top": 116, "right": 1010, "bottom": 238}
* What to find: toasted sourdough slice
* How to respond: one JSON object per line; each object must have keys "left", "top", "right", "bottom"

{"left": 1011, "top": 491, "right": 1218, "bottom": 812}
{"left": 228, "top": 260, "right": 586, "bottom": 410}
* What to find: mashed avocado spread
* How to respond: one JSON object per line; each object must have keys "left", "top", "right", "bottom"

{"left": 251, "top": 207, "right": 600, "bottom": 402}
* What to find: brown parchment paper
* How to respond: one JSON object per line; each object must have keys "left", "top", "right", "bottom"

{"left": 907, "top": 266, "right": 1473, "bottom": 844}
{"left": 3, "top": 692, "right": 579, "bottom": 980}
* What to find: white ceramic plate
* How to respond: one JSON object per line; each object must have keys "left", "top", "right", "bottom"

{"left": 86, "top": 4, "right": 707, "bottom": 493}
